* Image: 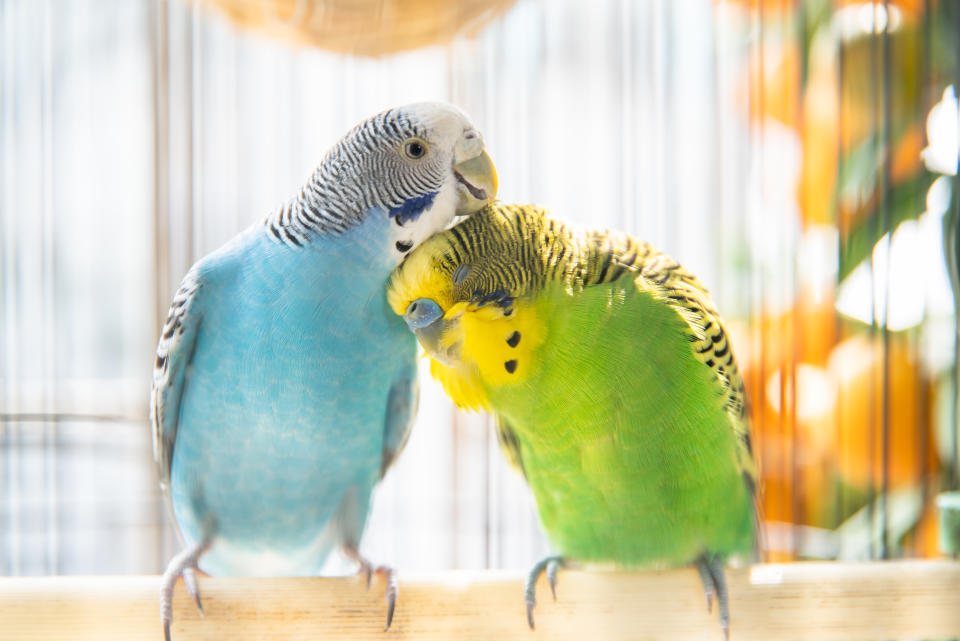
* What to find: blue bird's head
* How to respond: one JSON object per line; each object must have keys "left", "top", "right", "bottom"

{"left": 304, "top": 103, "right": 498, "bottom": 264}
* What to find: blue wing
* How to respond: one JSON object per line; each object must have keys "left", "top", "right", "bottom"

{"left": 379, "top": 365, "right": 419, "bottom": 479}
{"left": 151, "top": 269, "right": 204, "bottom": 499}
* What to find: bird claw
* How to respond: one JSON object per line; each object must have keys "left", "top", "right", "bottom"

{"left": 384, "top": 571, "right": 398, "bottom": 631}
{"left": 525, "top": 599, "right": 536, "bottom": 630}
{"left": 362, "top": 565, "right": 374, "bottom": 590}
{"left": 524, "top": 555, "right": 565, "bottom": 630}
{"left": 696, "top": 560, "right": 716, "bottom": 614}
{"left": 182, "top": 566, "right": 204, "bottom": 616}
{"left": 546, "top": 558, "right": 563, "bottom": 601}
{"left": 344, "top": 545, "right": 398, "bottom": 631}
{"left": 695, "top": 554, "right": 730, "bottom": 640}
{"left": 160, "top": 540, "right": 210, "bottom": 641}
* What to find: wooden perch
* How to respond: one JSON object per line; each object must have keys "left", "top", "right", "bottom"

{"left": 2, "top": 561, "right": 959, "bottom": 641}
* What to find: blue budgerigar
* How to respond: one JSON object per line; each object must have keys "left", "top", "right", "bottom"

{"left": 151, "top": 103, "right": 497, "bottom": 639}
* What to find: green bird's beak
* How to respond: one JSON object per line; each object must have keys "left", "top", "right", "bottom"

{"left": 403, "top": 297, "right": 461, "bottom": 367}
{"left": 453, "top": 149, "right": 497, "bottom": 215}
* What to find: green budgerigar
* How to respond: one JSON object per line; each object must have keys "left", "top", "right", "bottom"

{"left": 387, "top": 203, "right": 757, "bottom": 637}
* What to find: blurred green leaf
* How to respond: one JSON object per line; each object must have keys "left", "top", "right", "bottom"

{"left": 835, "top": 486, "right": 924, "bottom": 560}
{"left": 838, "top": 140, "right": 933, "bottom": 280}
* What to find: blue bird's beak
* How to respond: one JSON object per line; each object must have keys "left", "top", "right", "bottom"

{"left": 404, "top": 298, "right": 459, "bottom": 366}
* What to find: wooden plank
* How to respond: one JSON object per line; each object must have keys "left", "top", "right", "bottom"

{"left": 1, "top": 561, "right": 959, "bottom": 641}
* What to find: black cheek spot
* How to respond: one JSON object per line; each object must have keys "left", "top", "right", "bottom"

{"left": 396, "top": 240, "right": 413, "bottom": 253}
{"left": 507, "top": 331, "right": 521, "bottom": 348}
{"left": 504, "top": 359, "right": 518, "bottom": 374}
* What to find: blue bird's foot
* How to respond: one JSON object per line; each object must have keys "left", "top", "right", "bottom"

{"left": 695, "top": 554, "right": 730, "bottom": 641}
{"left": 524, "top": 555, "right": 566, "bottom": 630}
{"left": 344, "top": 544, "right": 398, "bottom": 631}
{"left": 160, "top": 540, "right": 210, "bottom": 641}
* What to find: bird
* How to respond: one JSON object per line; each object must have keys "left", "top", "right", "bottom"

{"left": 387, "top": 202, "right": 756, "bottom": 639}
{"left": 151, "top": 102, "right": 497, "bottom": 640}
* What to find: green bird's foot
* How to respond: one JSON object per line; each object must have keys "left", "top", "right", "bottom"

{"left": 524, "top": 555, "right": 566, "bottom": 629}
{"left": 344, "top": 544, "right": 398, "bottom": 631}
{"left": 160, "top": 539, "right": 210, "bottom": 641}
{"left": 695, "top": 554, "right": 730, "bottom": 641}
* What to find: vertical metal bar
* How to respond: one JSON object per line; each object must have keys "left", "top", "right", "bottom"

{"left": 151, "top": 0, "right": 170, "bottom": 571}
{"left": 482, "top": 413, "right": 491, "bottom": 570}
{"left": 483, "top": 17, "right": 500, "bottom": 567}
{"left": 450, "top": 404, "right": 460, "bottom": 569}
{"left": 189, "top": 0, "right": 200, "bottom": 261}
{"left": 879, "top": 0, "right": 893, "bottom": 561}
{"left": 914, "top": 0, "right": 933, "bottom": 553}
{"left": 790, "top": 0, "right": 806, "bottom": 557}
{"left": 481, "top": 34, "right": 493, "bottom": 571}
{"left": 0, "top": 0, "right": 17, "bottom": 576}
{"left": 951, "top": 0, "right": 960, "bottom": 492}
{"left": 153, "top": 0, "right": 170, "bottom": 350}
{"left": 652, "top": 0, "right": 666, "bottom": 245}
{"left": 618, "top": 0, "right": 634, "bottom": 234}
{"left": 39, "top": 0, "right": 58, "bottom": 574}
{"left": 662, "top": 0, "right": 673, "bottom": 252}
{"left": 750, "top": 0, "right": 770, "bottom": 556}
{"left": 447, "top": 28, "right": 465, "bottom": 571}
{"left": 834, "top": 0, "right": 847, "bottom": 532}
{"left": 865, "top": 0, "right": 880, "bottom": 561}
{"left": 710, "top": 0, "right": 720, "bottom": 298}
{"left": 707, "top": 1, "right": 720, "bottom": 292}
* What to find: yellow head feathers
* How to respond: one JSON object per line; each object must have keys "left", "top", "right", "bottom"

{"left": 387, "top": 204, "right": 554, "bottom": 410}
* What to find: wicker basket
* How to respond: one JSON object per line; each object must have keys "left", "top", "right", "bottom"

{"left": 197, "top": 0, "right": 516, "bottom": 56}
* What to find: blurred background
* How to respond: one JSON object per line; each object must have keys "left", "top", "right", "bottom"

{"left": 0, "top": 0, "right": 957, "bottom": 575}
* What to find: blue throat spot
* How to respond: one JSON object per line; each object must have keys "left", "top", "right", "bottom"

{"left": 389, "top": 191, "right": 438, "bottom": 226}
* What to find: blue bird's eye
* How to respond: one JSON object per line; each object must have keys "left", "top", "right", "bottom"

{"left": 404, "top": 139, "right": 427, "bottom": 159}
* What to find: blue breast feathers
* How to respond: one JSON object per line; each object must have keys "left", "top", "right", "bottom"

{"left": 388, "top": 191, "right": 437, "bottom": 225}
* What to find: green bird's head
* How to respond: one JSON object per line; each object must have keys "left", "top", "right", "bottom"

{"left": 387, "top": 205, "right": 556, "bottom": 409}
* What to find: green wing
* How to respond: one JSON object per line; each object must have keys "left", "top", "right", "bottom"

{"left": 578, "top": 233, "right": 757, "bottom": 490}
{"left": 494, "top": 414, "right": 527, "bottom": 479}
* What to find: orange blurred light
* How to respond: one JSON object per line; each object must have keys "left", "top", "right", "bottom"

{"left": 829, "top": 334, "right": 938, "bottom": 489}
